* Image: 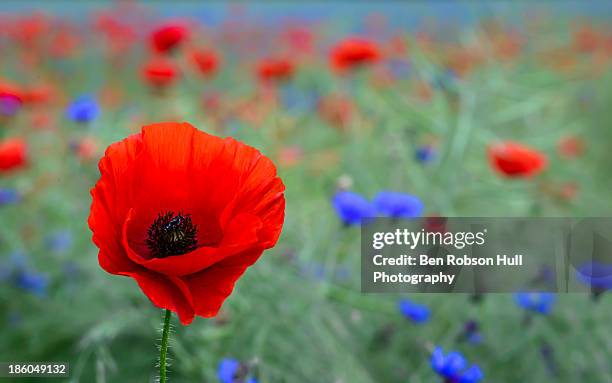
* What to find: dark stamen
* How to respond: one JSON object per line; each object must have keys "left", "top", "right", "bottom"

{"left": 146, "top": 211, "right": 198, "bottom": 258}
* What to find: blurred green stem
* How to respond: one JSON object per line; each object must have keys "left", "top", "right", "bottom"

{"left": 159, "top": 309, "right": 171, "bottom": 383}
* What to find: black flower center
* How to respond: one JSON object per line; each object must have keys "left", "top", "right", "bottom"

{"left": 146, "top": 211, "right": 198, "bottom": 258}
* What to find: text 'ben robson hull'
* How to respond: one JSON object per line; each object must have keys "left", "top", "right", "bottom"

{"left": 372, "top": 254, "right": 524, "bottom": 267}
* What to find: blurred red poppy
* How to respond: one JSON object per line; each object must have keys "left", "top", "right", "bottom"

{"left": 150, "top": 23, "right": 188, "bottom": 54}
{"left": 142, "top": 57, "right": 180, "bottom": 89}
{"left": 72, "top": 137, "right": 99, "bottom": 161}
{"left": 574, "top": 25, "right": 600, "bottom": 53}
{"left": 488, "top": 141, "right": 548, "bottom": 178}
{"left": 317, "top": 93, "right": 354, "bottom": 129}
{"left": 88, "top": 122, "right": 285, "bottom": 325}
{"left": 256, "top": 57, "right": 295, "bottom": 82}
{"left": 330, "top": 37, "right": 381, "bottom": 72}
{"left": 557, "top": 135, "right": 585, "bottom": 159}
{"left": 0, "top": 138, "right": 28, "bottom": 173}
{"left": 190, "top": 49, "right": 220, "bottom": 77}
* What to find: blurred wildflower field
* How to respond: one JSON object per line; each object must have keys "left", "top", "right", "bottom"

{"left": 1, "top": 1, "right": 612, "bottom": 382}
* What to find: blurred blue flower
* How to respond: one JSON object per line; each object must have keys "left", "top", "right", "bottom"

{"left": 415, "top": 145, "right": 436, "bottom": 164}
{"left": 373, "top": 191, "right": 424, "bottom": 219}
{"left": 431, "top": 346, "right": 483, "bottom": 383}
{"left": 459, "top": 365, "right": 485, "bottom": 383}
{"left": 514, "top": 292, "right": 556, "bottom": 314}
{"left": 66, "top": 95, "right": 100, "bottom": 123}
{"left": 332, "top": 191, "right": 376, "bottom": 226}
{"left": 218, "top": 358, "right": 256, "bottom": 383}
{"left": 218, "top": 358, "right": 240, "bottom": 383}
{"left": 457, "top": 320, "right": 482, "bottom": 345}
{"left": 575, "top": 261, "right": 612, "bottom": 290}
{"left": 13, "top": 270, "right": 48, "bottom": 297}
{"left": 398, "top": 299, "right": 430, "bottom": 324}
{"left": 0, "top": 188, "right": 21, "bottom": 206}
{"left": 46, "top": 231, "right": 73, "bottom": 253}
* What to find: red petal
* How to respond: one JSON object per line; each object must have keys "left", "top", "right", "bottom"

{"left": 121, "top": 269, "right": 195, "bottom": 325}
{"left": 182, "top": 249, "right": 263, "bottom": 317}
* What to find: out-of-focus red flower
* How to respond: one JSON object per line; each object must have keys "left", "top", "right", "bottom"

{"left": 557, "top": 135, "right": 585, "bottom": 159}
{"left": 284, "top": 26, "right": 314, "bottom": 53}
{"left": 72, "top": 136, "right": 99, "bottom": 161}
{"left": 142, "top": 57, "right": 180, "bottom": 89}
{"left": 540, "top": 48, "right": 577, "bottom": 73}
{"left": 0, "top": 138, "right": 28, "bottom": 173}
{"left": 201, "top": 92, "right": 223, "bottom": 113}
{"left": 445, "top": 47, "right": 482, "bottom": 78}
{"left": 278, "top": 146, "right": 303, "bottom": 168}
{"left": 424, "top": 216, "right": 447, "bottom": 234}
{"left": 30, "top": 111, "right": 53, "bottom": 130}
{"left": 12, "top": 13, "right": 50, "bottom": 47}
{"left": 256, "top": 57, "right": 295, "bottom": 82}
{"left": 21, "top": 84, "right": 54, "bottom": 105}
{"left": 190, "top": 49, "right": 220, "bottom": 77}
{"left": 0, "top": 80, "right": 23, "bottom": 117}
{"left": 317, "top": 94, "right": 354, "bottom": 130}
{"left": 330, "top": 37, "right": 381, "bottom": 72}
{"left": 48, "top": 25, "right": 80, "bottom": 58}
{"left": 574, "top": 25, "right": 600, "bottom": 53}
{"left": 0, "top": 80, "right": 23, "bottom": 101}
{"left": 95, "top": 13, "right": 138, "bottom": 57}
{"left": 494, "top": 32, "right": 523, "bottom": 61}
{"left": 387, "top": 35, "right": 408, "bottom": 57}
{"left": 488, "top": 141, "right": 548, "bottom": 178}
{"left": 150, "top": 23, "right": 188, "bottom": 54}
{"left": 88, "top": 122, "right": 285, "bottom": 325}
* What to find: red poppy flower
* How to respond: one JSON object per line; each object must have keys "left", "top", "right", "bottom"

{"left": 330, "top": 37, "right": 381, "bottom": 72}
{"left": 190, "top": 49, "right": 220, "bottom": 77}
{"left": 488, "top": 141, "right": 548, "bottom": 178}
{"left": 142, "top": 57, "right": 180, "bottom": 89}
{"left": 256, "top": 57, "right": 295, "bottom": 82}
{"left": 150, "top": 23, "right": 188, "bottom": 54}
{"left": 88, "top": 122, "right": 285, "bottom": 325}
{"left": 0, "top": 138, "right": 28, "bottom": 173}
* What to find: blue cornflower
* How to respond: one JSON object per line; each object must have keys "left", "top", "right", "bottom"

{"left": 332, "top": 191, "right": 376, "bottom": 226}
{"left": 13, "top": 270, "right": 48, "bottom": 297}
{"left": 514, "top": 292, "right": 556, "bottom": 314}
{"left": 431, "top": 346, "right": 483, "bottom": 383}
{"left": 415, "top": 145, "right": 436, "bottom": 164}
{"left": 218, "top": 358, "right": 240, "bottom": 383}
{"left": 0, "top": 188, "right": 20, "bottom": 206}
{"left": 575, "top": 261, "right": 612, "bottom": 290}
{"left": 373, "top": 191, "right": 424, "bottom": 219}
{"left": 218, "top": 358, "right": 256, "bottom": 383}
{"left": 458, "top": 320, "right": 483, "bottom": 345}
{"left": 46, "top": 231, "right": 73, "bottom": 253}
{"left": 66, "top": 95, "right": 100, "bottom": 123}
{"left": 398, "top": 299, "right": 430, "bottom": 324}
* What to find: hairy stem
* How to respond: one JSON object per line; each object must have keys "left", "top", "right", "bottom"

{"left": 159, "top": 309, "right": 171, "bottom": 383}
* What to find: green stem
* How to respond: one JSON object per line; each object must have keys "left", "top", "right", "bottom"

{"left": 159, "top": 309, "right": 172, "bottom": 383}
